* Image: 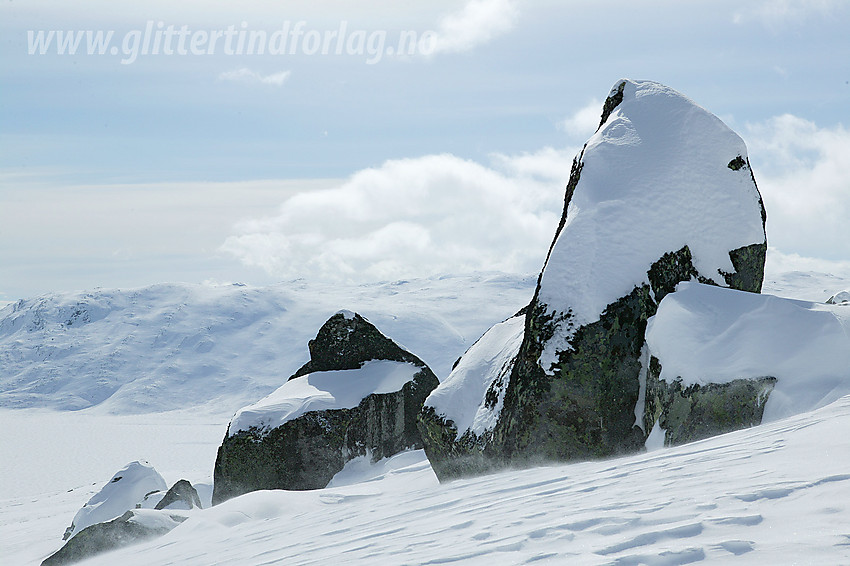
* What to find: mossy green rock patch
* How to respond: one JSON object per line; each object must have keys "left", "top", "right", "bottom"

{"left": 644, "top": 355, "right": 776, "bottom": 445}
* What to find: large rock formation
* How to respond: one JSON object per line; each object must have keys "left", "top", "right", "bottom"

{"left": 420, "top": 79, "right": 769, "bottom": 480}
{"left": 213, "top": 311, "right": 439, "bottom": 504}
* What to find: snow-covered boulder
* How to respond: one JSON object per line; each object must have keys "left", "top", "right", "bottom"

{"left": 644, "top": 281, "right": 850, "bottom": 444}
{"left": 419, "top": 312, "right": 526, "bottom": 479}
{"left": 62, "top": 461, "right": 167, "bottom": 541}
{"left": 212, "top": 311, "right": 439, "bottom": 503}
{"left": 43, "top": 510, "right": 186, "bottom": 566}
{"left": 420, "top": 79, "right": 768, "bottom": 479}
{"left": 826, "top": 290, "right": 850, "bottom": 305}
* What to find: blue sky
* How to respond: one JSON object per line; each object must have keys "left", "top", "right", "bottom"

{"left": 1, "top": 0, "right": 849, "bottom": 302}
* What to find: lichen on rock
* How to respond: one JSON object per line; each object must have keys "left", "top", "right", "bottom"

{"left": 643, "top": 355, "right": 776, "bottom": 445}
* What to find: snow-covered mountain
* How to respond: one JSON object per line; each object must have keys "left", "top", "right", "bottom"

{"left": 0, "top": 274, "right": 533, "bottom": 414}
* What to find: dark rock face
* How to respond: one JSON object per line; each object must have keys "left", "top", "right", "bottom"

{"left": 644, "top": 356, "right": 776, "bottom": 445}
{"left": 213, "top": 312, "right": 439, "bottom": 504}
{"left": 154, "top": 479, "right": 202, "bottom": 510}
{"left": 42, "top": 511, "right": 184, "bottom": 566}
{"left": 419, "top": 79, "right": 770, "bottom": 481}
{"left": 291, "top": 311, "right": 424, "bottom": 378}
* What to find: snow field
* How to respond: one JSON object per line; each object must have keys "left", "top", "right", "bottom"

{"left": 5, "top": 395, "right": 849, "bottom": 565}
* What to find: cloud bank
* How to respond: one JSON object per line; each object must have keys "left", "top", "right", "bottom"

{"left": 220, "top": 150, "right": 571, "bottom": 282}
{"left": 222, "top": 111, "right": 850, "bottom": 283}
{"left": 746, "top": 115, "right": 850, "bottom": 261}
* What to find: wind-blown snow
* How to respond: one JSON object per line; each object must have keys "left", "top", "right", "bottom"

{"left": 425, "top": 313, "right": 525, "bottom": 438}
{"left": 228, "top": 360, "right": 421, "bottom": 435}
{"left": 537, "top": 79, "right": 766, "bottom": 370}
{"left": 646, "top": 281, "right": 850, "bottom": 422}
{"left": 64, "top": 461, "right": 167, "bottom": 540}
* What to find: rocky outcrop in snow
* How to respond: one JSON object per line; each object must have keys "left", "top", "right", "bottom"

{"left": 420, "top": 79, "right": 770, "bottom": 480}
{"left": 45, "top": 463, "right": 198, "bottom": 566}
{"left": 212, "top": 312, "right": 439, "bottom": 504}
{"left": 62, "top": 461, "right": 167, "bottom": 541}
{"left": 826, "top": 290, "right": 850, "bottom": 305}
{"left": 644, "top": 281, "right": 850, "bottom": 443}
{"left": 154, "top": 479, "right": 202, "bottom": 511}
{"left": 44, "top": 510, "right": 186, "bottom": 566}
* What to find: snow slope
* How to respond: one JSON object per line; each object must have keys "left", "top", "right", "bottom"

{"left": 648, "top": 281, "right": 850, "bottom": 424}
{"left": 537, "top": 79, "right": 766, "bottom": 369}
{"left": 0, "top": 274, "right": 534, "bottom": 413}
{"left": 5, "top": 395, "right": 850, "bottom": 565}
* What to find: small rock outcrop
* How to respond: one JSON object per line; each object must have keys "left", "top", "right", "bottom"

{"left": 213, "top": 311, "right": 439, "bottom": 504}
{"left": 420, "top": 79, "right": 770, "bottom": 480}
{"left": 827, "top": 290, "right": 850, "bottom": 305}
{"left": 154, "top": 479, "right": 202, "bottom": 510}
{"left": 43, "top": 510, "right": 185, "bottom": 566}
{"left": 62, "top": 461, "right": 167, "bottom": 541}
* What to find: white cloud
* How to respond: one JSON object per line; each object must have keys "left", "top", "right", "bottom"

{"left": 218, "top": 68, "right": 291, "bottom": 86}
{"left": 221, "top": 111, "right": 850, "bottom": 285}
{"left": 427, "top": 0, "right": 519, "bottom": 55}
{"left": 559, "top": 98, "right": 604, "bottom": 139}
{"left": 220, "top": 151, "right": 569, "bottom": 281}
{"left": 733, "top": 0, "right": 843, "bottom": 27}
{"left": 746, "top": 115, "right": 850, "bottom": 261}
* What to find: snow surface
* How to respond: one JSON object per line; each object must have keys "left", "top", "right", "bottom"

{"left": 63, "top": 460, "right": 167, "bottom": 540}
{"left": 6, "top": 396, "right": 850, "bottom": 565}
{"left": 0, "top": 274, "right": 534, "bottom": 413}
{"left": 3, "top": 271, "right": 850, "bottom": 564}
{"left": 425, "top": 313, "right": 525, "bottom": 438}
{"left": 228, "top": 360, "right": 421, "bottom": 436}
{"left": 646, "top": 281, "right": 850, "bottom": 423}
{"left": 537, "top": 79, "right": 766, "bottom": 370}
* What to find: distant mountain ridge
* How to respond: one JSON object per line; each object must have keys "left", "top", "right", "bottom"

{"left": 0, "top": 275, "right": 533, "bottom": 413}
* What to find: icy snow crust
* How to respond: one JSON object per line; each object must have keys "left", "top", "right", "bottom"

{"left": 647, "top": 281, "right": 850, "bottom": 422}
{"left": 65, "top": 460, "right": 167, "bottom": 540}
{"left": 228, "top": 360, "right": 420, "bottom": 436}
{"left": 424, "top": 314, "right": 525, "bottom": 438}
{"left": 538, "top": 79, "right": 766, "bottom": 370}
